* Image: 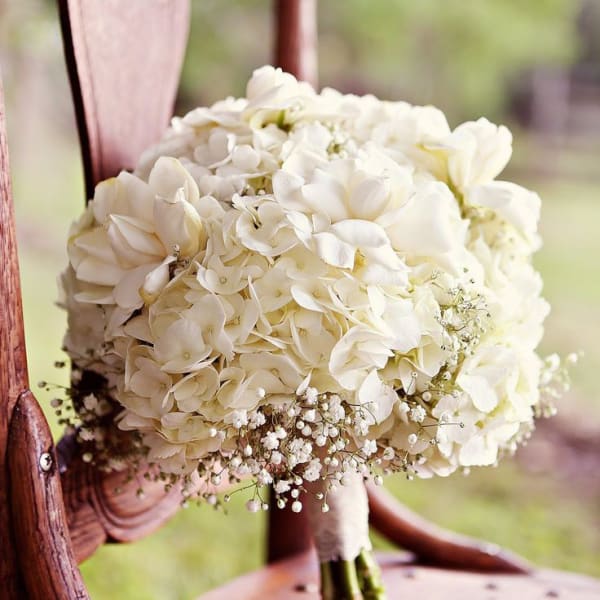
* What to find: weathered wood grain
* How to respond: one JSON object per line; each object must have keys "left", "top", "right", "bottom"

{"left": 58, "top": 434, "right": 193, "bottom": 562}
{"left": 55, "top": 0, "right": 193, "bottom": 562}
{"left": 58, "top": 0, "right": 190, "bottom": 199}
{"left": 197, "top": 550, "right": 600, "bottom": 600}
{"left": 7, "top": 391, "right": 88, "bottom": 599}
{"left": 0, "top": 72, "right": 28, "bottom": 599}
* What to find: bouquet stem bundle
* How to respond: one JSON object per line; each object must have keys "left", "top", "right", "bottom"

{"left": 307, "top": 475, "right": 386, "bottom": 599}
{"left": 320, "top": 549, "right": 386, "bottom": 600}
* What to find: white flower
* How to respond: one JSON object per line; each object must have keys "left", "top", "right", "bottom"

{"left": 257, "top": 469, "right": 273, "bottom": 485}
{"left": 330, "top": 326, "right": 393, "bottom": 390}
{"left": 436, "top": 117, "right": 513, "bottom": 191}
{"left": 362, "top": 439, "right": 377, "bottom": 456}
{"left": 149, "top": 157, "right": 205, "bottom": 256}
{"left": 261, "top": 431, "right": 280, "bottom": 450}
{"left": 465, "top": 181, "right": 541, "bottom": 248}
{"left": 62, "top": 65, "right": 555, "bottom": 489}
{"left": 274, "top": 480, "right": 291, "bottom": 494}
{"left": 303, "top": 458, "right": 322, "bottom": 482}
{"left": 409, "top": 405, "right": 426, "bottom": 424}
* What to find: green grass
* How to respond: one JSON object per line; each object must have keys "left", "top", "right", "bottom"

{"left": 12, "top": 135, "right": 600, "bottom": 598}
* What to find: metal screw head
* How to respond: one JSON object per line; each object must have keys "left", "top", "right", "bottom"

{"left": 39, "top": 452, "right": 53, "bottom": 472}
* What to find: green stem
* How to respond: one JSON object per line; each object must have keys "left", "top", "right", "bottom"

{"left": 355, "top": 549, "right": 387, "bottom": 600}
{"left": 320, "top": 559, "right": 363, "bottom": 600}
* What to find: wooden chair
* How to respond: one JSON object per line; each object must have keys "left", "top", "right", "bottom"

{"left": 1, "top": 1, "right": 599, "bottom": 598}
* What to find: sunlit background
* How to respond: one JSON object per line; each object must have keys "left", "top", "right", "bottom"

{"left": 2, "top": 1, "right": 599, "bottom": 598}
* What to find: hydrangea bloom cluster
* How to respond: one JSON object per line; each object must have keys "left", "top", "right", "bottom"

{"left": 60, "top": 66, "right": 560, "bottom": 507}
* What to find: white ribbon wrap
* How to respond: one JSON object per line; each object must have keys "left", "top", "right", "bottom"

{"left": 307, "top": 473, "right": 372, "bottom": 562}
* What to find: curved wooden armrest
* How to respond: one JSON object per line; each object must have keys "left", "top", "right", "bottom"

{"left": 57, "top": 434, "right": 183, "bottom": 562}
{"left": 367, "top": 483, "right": 531, "bottom": 574}
{"left": 58, "top": 433, "right": 239, "bottom": 563}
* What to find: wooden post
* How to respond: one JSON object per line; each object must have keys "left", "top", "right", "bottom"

{"left": 274, "top": 0, "right": 318, "bottom": 88}
{"left": 1, "top": 72, "right": 88, "bottom": 599}
{"left": 267, "top": 0, "right": 318, "bottom": 564}
{"left": 8, "top": 392, "right": 89, "bottom": 599}
{"left": 0, "top": 70, "right": 29, "bottom": 600}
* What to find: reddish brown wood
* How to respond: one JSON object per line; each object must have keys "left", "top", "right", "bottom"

{"left": 58, "top": 434, "right": 237, "bottom": 562}
{"left": 266, "top": 0, "right": 319, "bottom": 564}
{"left": 7, "top": 391, "right": 88, "bottom": 599}
{"left": 0, "top": 73, "right": 28, "bottom": 599}
{"left": 367, "top": 484, "right": 530, "bottom": 574}
{"left": 54, "top": 0, "right": 193, "bottom": 562}
{"left": 266, "top": 487, "right": 314, "bottom": 563}
{"left": 58, "top": 434, "right": 192, "bottom": 562}
{"left": 274, "top": 0, "right": 318, "bottom": 87}
{"left": 58, "top": 0, "right": 191, "bottom": 199}
{"left": 198, "top": 550, "right": 600, "bottom": 600}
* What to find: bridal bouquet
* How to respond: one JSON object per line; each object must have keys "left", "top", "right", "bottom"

{"left": 59, "top": 66, "right": 566, "bottom": 599}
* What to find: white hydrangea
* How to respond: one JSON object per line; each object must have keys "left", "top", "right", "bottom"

{"left": 60, "top": 65, "right": 557, "bottom": 491}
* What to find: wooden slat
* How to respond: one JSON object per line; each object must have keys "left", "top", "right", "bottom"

{"left": 55, "top": 0, "right": 193, "bottom": 561}
{"left": 8, "top": 391, "right": 88, "bottom": 599}
{"left": 274, "top": 0, "right": 318, "bottom": 88}
{"left": 266, "top": 0, "right": 318, "bottom": 564}
{"left": 0, "top": 72, "right": 28, "bottom": 599}
{"left": 197, "top": 551, "right": 600, "bottom": 600}
{"left": 58, "top": 0, "right": 191, "bottom": 199}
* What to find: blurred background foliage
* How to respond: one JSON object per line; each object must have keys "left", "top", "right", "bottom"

{"left": 1, "top": 0, "right": 599, "bottom": 598}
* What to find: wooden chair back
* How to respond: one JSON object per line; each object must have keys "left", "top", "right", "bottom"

{"left": 1, "top": 2, "right": 538, "bottom": 598}
{"left": 0, "top": 2, "right": 315, "bottom": 598}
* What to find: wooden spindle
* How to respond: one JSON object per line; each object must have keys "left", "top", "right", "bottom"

{"left": 274, "top": 0, "right": 318, "bottom": 87}
{"left": 267, "top": 0, "right": 318, "bottom": 564}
